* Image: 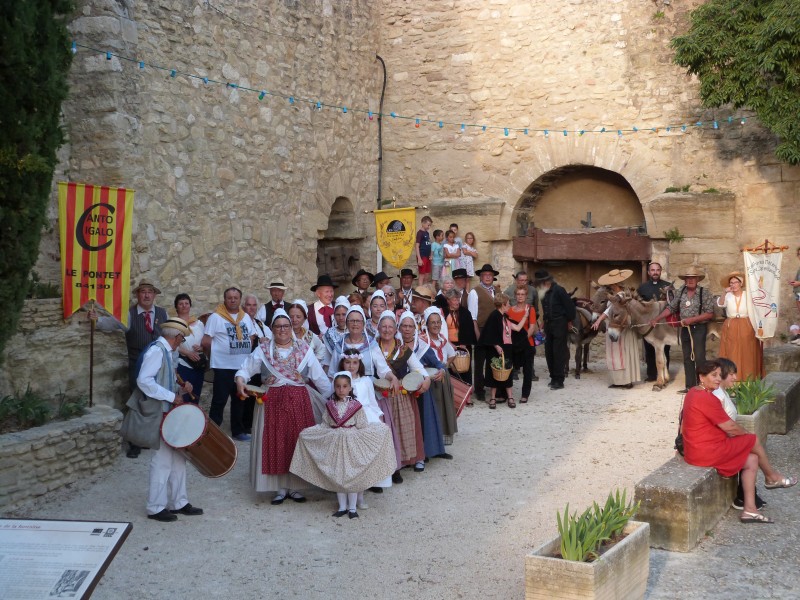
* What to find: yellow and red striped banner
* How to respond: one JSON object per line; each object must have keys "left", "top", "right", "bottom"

{"left": 58, "top": 182, "right": 134, "bottom": 325}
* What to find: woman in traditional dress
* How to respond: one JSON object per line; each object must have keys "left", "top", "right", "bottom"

{"left": 365, "top": 290, "right": 387, "bottom": 341}
{"left": 419, "top": 306, "right": 458, "bottom": 446}
{"left": 287, "top": 299, "right": 330, "bottom": 375}
{"left": 174, "top": 293, "right": 206, "bottom": 404}
{"left": 328, "top": 305, "right": 393, "bottom": 380}
{"left": 478, "top": 293, "right": 517, "bottom": 409}
{"left": 443, "top": 288, "right": 477, "bottom": 389}
{"left": 717, "top": 271, "right": 764, "bottom": 380}
{"left": 434, "top": 276, "right": 455, "bottom": 312}
{"left": 290, "top": 372, "right": 396, "bottom": 519}
{"left": 591, "top": 269, "right": 641, "bottom": 389}
{"left": 398, "top": 311, "right": 450, "bottom": 467}
{"left": 234, "top": 310, "right": 332, "bottom": 505}
{"left": 322, "top": 296, "right": 350, "bottom": 357}
{"left": 682, "top": 360, "right": 795, "bottom": 523}
{"left": 376, "top": 310, "right": 430, "bottom": 482}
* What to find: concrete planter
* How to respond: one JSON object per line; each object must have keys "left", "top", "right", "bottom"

{"left": 525, "top": 521, "right": 650, "bottom": 600}
{"left": 736, "top": 405, "right": 768, "bottom": 447}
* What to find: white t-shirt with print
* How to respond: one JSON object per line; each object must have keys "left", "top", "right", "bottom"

{"left": 205, "top": 312, "right": 258, "bottom": 370}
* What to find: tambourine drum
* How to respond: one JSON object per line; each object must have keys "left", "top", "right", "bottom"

{"left": 244, "top": 384, "right": 267, "bottom": 398}
{"left": 373, "top": 378, "right": 392, "bottom": 391}
{"left": 425, "top": 367, "right": 439, "bottom": 378}
{"left": 401, "top": 371, "right": 424, "bottom": 392}
{"left": 161, "top": 404, "right": 238, "bottom": 478}
{"left": 450, "top": 377, "right": 473, "bottom": 418}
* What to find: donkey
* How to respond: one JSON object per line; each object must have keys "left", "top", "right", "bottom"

{"left": 567, "top": 289, "right": 605, "bottom": 379}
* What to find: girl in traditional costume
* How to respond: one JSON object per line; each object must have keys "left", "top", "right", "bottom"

{"left": 234, "top": 310, "right": 331, "bottom": 505}
{"left": 290, "top": 372, "right": 396, "bottom": 519}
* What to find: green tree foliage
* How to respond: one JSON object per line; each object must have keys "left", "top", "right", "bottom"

{"left": 672, "top": 0, "right": 800, "bottom": 164}
{"left": 0, "top": 1, "right": 72, "bottom": 361}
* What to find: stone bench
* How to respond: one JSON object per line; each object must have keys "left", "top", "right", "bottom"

{"left": 763, "top": 372, "right": 800, "bottom": 435}
{"left": 634, "top": 456, "right": 736, "bottom": 552}
{"left": 763, "top": 343, "right": 800, "bottom": 373}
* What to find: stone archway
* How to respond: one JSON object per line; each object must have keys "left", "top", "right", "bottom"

{"left": 316, "top": 196, "right": 365, "bottom": 289}
{"left": 512, "top": 165, "right": 653, "bottom": 297}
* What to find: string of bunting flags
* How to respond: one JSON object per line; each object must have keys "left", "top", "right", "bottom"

{"left": 72, "top": 40, "right": 752, "bottom": 138}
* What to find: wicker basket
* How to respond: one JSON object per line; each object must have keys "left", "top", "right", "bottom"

{"left": 453, "top": 347, "right": 471, "bottom": 373}
{"left": 490, "top": 349, "right": 512, "bottom": 382}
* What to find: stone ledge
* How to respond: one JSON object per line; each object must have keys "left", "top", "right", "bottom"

{"left": 764, "top": 344, "right": 800, "bottom": 374}
{"left": 0, "top": 405, "right": 122, "bottom": 511}
{"left": 763, "top": 372, "right": 800, "bottom": 435}
{"left": 634, "top": 456, "right": 736, "bottom": 552}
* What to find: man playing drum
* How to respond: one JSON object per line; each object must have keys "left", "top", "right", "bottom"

{"left": 137, "top": 317, "right": 204, "bottom": 522}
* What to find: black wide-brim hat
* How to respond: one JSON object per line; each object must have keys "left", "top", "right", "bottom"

{"left": 399, "top": 268, "right": 417, "bottom": 279}
{"left": 451, "top": 268, "right": 468, "bottom": 279}
{"left": 371, "top": 271, "right": 391, "bottom": 287}
{"left": 310, "top": 274, "right": 339, "bottom": 292}
{"left": 475, "top": 264, "right": 500, "bottom": 277}
{"left": 533, "top": 270, "right": 553, "bottom": 284}
{"left": 351, "top": 269, "right": 374, "bottom": 287}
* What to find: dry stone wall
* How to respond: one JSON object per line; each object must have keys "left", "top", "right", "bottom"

{"left": 0, "top": 405, "right": 122, "bottom": 511}
{"left": 378, "top": 0, "right": 800, "bottom": 329}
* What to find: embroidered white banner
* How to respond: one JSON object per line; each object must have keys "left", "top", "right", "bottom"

{"left": 743, "top": 251, "right": 783, "bottom": 339}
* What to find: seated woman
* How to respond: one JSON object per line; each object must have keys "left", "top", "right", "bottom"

{"left": 682, "top": 359, "right": 796, "bottom": 524}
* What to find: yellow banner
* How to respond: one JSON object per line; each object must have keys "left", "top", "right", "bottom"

{"left": 375, "top": 207, "right": 416, "bottom": 269}
{"left": 58, "top": 182, "right": 134, "bottom": 325}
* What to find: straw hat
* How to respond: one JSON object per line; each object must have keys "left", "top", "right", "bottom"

{"left": 132, "top": 278, "right": 161, "bottom": 295}
{"left": 267, "top": 278, "right": 288, "bottom": 290}
{"left": 160, "top": 317, "right": 191, "bottom": 337}
{"left": 411, "top": 285, "right": 436, "bottom": 303}
{"left": 677, "top": 266, "right": 706, "bottom": 281}
{"left": 720, "top": 271, "right": 746, "bottom": 289}
{"left": 598, "top": 269, "right": 633, "bottom": 286}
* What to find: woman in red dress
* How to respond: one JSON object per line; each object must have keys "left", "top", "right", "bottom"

{"left": 682, "top": 360, "right": 796, "bottom": 523}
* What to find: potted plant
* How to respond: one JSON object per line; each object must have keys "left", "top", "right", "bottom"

{"left": 525, "top": 490, "right": 649, "bottom": 600}
{"left": 732, "top": 377, "right": 775, "bottom": 446}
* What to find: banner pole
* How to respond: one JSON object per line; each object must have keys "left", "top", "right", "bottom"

{"left": 89, "top": 300, "right": 96, "bottom": 408}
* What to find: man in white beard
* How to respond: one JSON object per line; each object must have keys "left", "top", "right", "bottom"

{"left": 533, "top": 270, "right": 575, "bottom": 390}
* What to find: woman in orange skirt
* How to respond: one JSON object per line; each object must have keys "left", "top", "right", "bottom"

{"left": 717, "top": 271, "right": 764, "bottom": 380}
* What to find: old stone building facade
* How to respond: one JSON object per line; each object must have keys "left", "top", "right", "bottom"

{"left": 3, "top": 0, "right": 798, "bottom": 403}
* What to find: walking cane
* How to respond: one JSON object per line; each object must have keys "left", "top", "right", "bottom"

{"left": 88, "top": 300, "right": 95, "bottom": 407}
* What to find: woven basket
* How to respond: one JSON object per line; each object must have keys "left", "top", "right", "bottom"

{"left": 453, "top": 347, "right": 471, "bottom": 373}
{"left": 490, "top": 349, "right": 512, "bottom": 382}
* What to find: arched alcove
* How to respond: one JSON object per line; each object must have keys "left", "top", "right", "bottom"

{"left": 316, "top": 196, "right": 364, "bottom": 288}
{"left": 512, "top": 166, "right": 652, "bottom": 297}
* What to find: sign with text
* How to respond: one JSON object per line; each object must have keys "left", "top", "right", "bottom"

{"left": 58, "top": 182, "right": 134, "bottom": 325}
{"left": 0, "top": 518, "right": 131, "bottom": 599}
{"left": 374, "top": 207, "right": 416, "bottom": 269}
{"left": 743, "top": 250, "right": 782, "bottom": 339}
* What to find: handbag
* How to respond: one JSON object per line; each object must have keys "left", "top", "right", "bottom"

{"left": 674, "top": 397, "right": 685, "bottom": 456}
{"left": 183, "top": 353, "right": 208, "bottom": 371}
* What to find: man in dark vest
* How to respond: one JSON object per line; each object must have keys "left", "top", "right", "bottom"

{"left": 308, "top": 274, "right": 338, "bottom": 336}
{"left": 637, "top": 262, "right": 672, "bottom": 382}
{"left": 256, "top": 278, "right": 288, "bottom": 325}
{"left": 468, "top": 264, "right": 501, "bottom": 401}
{"left": 533, "top": 270, "right": 576, "bottom": 391}
{"left": 90, "top": 278, "right": 169, "bottom": 457}
{"left": 452, "top": 268, "right": 471, "bottom": 311}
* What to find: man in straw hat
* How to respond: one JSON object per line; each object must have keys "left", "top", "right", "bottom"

{"left": 533, "top": 270, "right": 576, "bottom": 391}
{"left": 591, "top": 269, "right": 641, "bottom": 389}
{"left": 256, "top": 278, "right": 288, "bottom": 326}
{"left": 90, "top": 278, "right": 169, "bottom": 458}
{"left": 650, "top": 266, "right": 714, "bottom": 392}
{"left": 468, "top": 264, "right": 501, "bottom": 400}
{"left": 637, "top": 262, "right": 672, "bottom": 382}
{"left": 137, "top": 317, "right": 203, "bottom": 522}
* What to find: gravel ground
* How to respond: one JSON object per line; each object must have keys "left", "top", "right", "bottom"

{"left": 8, "top": 359, "right": 799, "bottom": 599}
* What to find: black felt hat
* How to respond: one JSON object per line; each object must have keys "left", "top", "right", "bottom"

{"left": 351, "top": 269, "right": 375, "bottom": 287}
{"left": 310, "top": 274, "right": 339, "bottom": 292}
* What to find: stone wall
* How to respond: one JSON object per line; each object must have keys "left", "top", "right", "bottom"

{"left": 34, "top": 0, "right": 383, "bottom": 308}
{"left": 378, "top": 0, "right": 800, "bottom": 331}
{"left": 0, "top": 405, "right": 122, "bottom": 511}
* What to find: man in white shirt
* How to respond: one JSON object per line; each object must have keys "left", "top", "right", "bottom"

{"left": 202, "top": 287, "right": 258, "bottom": 441}
{"left": 256, "top": 279, "right": 288, "bottom": 325}
{"left": 137, "top": 317, "right": 203, "bottom": 522}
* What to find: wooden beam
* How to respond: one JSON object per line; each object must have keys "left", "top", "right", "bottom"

{"left": 512, "top": 228, "right": 652, "bottom": 262}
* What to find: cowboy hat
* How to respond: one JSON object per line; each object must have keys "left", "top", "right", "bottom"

{"left": 351, "top": 269, "right": 374, "bottom": 287}
{"left": 398, "top": 268, "right": 417, "bottom": 279}
{"left": 132, "top": 278, "right": 161, "bottom": 295}
{"left": 310, "top": 274, "right": 339, "bottom": 291}
{"left": 532, "top": 270, "right": 553, "bottom": 284}
{"left": 160, "top": 317, "right": 191, "bottom": 337}
{"left": 371, "top": 271, "right": 391, "bottom": 287}
{"left": 267, "top": 278, "right": 288, "bottom": 290}
{"left": 411, "top": 285, "right": 436, "bottom": 303}
{"left": 598, "top": 268, "right": 633, "bottom": 286}
{"left": 678, "top": 266, "right": 706, "bottom": 281}
{"left": 475, "top": 264, "right": 500, "bottom": 277}
{"left": 451, "top": 268, "right": 468, "bottom": 279}
{"left": 720, "top": 271, "right": 746, "bottom": 289}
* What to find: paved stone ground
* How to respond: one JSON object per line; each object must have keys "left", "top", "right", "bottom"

{"left": 7, "top": 360, "right": 799, "bottom": 599}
